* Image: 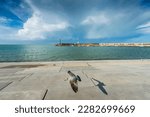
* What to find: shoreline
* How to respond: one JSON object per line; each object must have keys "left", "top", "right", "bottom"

{"left": 0, "top": 59, "right": 150, "bottom": 63}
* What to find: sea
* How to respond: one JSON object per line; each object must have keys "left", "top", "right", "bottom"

{"left": 0, "top": 45, "right": 150, "bottom": 62}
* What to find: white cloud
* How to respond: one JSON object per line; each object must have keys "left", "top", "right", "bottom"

{"left": 17, "top": 13, "right": 69, "bottom": 40}
{"left": 0, "top": 17, "right": 8, "bottom": 23}
{"left": 81, "top": 13, "right": 111, "bottom": 38}
{"left": 0, "top": 0, "right": 70, "bottom": 41}
{"left": 137, "top": 22, "right": 150, "bottom": 29}
{"left": 81, "top": 12, "right": 128, "bottom": 39}
{"left": 81, "top": 10, "right": 150, "bottom": 39}
{"left": 0, "top": 25, "right": 18, "bottom": 40}
{"left": 0, "top": 17, "right": 12, "bottom": 24}
{"left": 138, "top": 27, "right": 150, "bottom": 34}
{"left": 16, "top": 0, "right": 70, "bottom": 40}
{"left": 0, "top": 17, "right": 18, "bottom": 41}
{"left": 136, "top": 21, "right": 150, "bottom": 34}
{"left": 82, "top": 14, "right": 110, "bottom": 25}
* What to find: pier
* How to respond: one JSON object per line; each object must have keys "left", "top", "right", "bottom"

{"left": 55, "top": 43, "right": 150, "bottom": 47}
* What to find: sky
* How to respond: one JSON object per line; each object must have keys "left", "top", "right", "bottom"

{"left": 0, "top": 0, "right": 150, "bottom": 44}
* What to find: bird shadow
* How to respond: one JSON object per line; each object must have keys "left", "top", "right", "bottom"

{"left": 92, "top": 78, "right": 108, "bottom": 95}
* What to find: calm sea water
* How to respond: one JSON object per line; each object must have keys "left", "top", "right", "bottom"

{"left": 0, "top": 45, "right": 150, "bottom": 62}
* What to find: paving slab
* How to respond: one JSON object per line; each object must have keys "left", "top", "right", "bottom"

{"left": 61, "top": 66, "right": 96, "bottom": 72}
{"left": 1, "top": 72, "right": 68, "bottom": 92}
{"left": 0, "top": 74, "right": 31, "bottom": 83}
{"left": 0, "top": 82, "right": 12, "bottom": 91}
{"left": 0, "top": 90, "right": 47, "bottom": 100}
{"left": 0, "top": 68, "right": 24, "bottom": 77}
{"left": 45, "top": 86, "right": 102, "bottom": 100}
{"left": 16, "top": 65, "right": 62, "bottom": 75}
{"left": 63, "top": 62, "right": 88, "bottom": 67}
{"left": 106, "top": 84, "right": 150, "bottom": 100}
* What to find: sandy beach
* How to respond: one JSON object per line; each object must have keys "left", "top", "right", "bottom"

{"left": 0, "top": 60, "right": 150, "bottom": 100}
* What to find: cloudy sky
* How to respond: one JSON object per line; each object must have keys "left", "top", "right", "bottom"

{"left": 0, "top": 0, "right": 150, "bottom": 44}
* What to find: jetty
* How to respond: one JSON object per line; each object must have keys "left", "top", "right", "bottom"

{"left": 55, "top": 43, "right": 150, "bottom": 47}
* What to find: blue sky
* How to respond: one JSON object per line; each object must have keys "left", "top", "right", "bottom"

{"left": 0, "top": 0, "right": 150, "bottom": 44}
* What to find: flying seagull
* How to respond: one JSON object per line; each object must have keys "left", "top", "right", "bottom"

{"left": 67, "top": 70, "right": 81, "bottom": 93}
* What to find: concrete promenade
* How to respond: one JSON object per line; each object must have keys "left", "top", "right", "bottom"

{"left": 0, "top": 60, "right": 150, "bottom": 100}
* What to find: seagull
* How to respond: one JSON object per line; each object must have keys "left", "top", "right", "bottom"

{"left": 67, "top": 70, "right": 81, "bottom": 93}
